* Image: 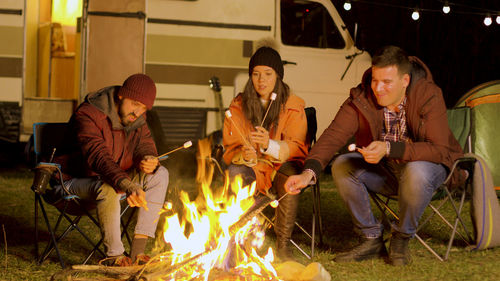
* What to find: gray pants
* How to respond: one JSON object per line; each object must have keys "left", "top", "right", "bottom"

{"left": 52, "top": 166, "right": 169, "bottom": 256}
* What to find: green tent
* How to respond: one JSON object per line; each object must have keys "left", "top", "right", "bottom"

{"left": 454, "top": 80, "right": 500, "bottom": 190}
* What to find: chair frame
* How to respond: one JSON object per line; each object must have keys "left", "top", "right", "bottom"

{"left": 260, "top": 107, "right": 323, "bottom": 259}
{"left": 31, "top": 122, "right": 135, "bottom": 268}
{"left": 369, "top": 107, "right": 476, "bottom": 261}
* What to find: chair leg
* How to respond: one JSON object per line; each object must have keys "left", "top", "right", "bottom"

{"left": 37, "top": 196, "right": 65, "bottom": 268}
{"left": 34, "top": 194, "right": 39, "bottom": 261}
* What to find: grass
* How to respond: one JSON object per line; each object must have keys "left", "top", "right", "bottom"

{"left": 1, "top": 163, "right": 500, "bottom": 281}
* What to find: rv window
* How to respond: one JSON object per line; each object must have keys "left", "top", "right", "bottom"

{"left": 281, "top": 0, "right": 345, "bottom": 49}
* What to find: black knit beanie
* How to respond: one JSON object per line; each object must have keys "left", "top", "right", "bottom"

{"left": 248, "top": 47, "right": 284, "bottom": 79}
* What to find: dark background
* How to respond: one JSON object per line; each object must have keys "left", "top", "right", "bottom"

{"left": 331, "top": 0, "right": 500, "bottom": 107}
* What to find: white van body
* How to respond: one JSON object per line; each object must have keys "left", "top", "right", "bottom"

{"left": 146, "top": 0, "right": 371, "bottom": 137}
{"left": 0, "top": 0, "right": 371, "bottom": 143}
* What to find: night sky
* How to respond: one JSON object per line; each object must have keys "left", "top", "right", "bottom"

{"left": 331, "top": 0, "right": 500, "bottom": 108}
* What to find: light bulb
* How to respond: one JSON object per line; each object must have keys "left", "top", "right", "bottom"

{"left": 484, "top": 16, "right": 492, "bottom": 26}
{"left": 343, "top": 1, "right": 352, "bottom": 11}
{"left": 496, "top": 15, "right": 500, "bottom": 24}
{"left": 442, "top": 5, "right": 450, "bottom": 14}
{"left": 412, "top": 10, "right": 420, "bottom": 21}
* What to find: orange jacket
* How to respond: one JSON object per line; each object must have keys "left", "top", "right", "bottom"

{"left": 223, "top": 93, "right": 308, "bottom": 192}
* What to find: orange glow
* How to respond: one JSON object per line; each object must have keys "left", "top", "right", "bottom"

{"left": 156, "top": 175, "right": 279, "bottom": 280}
{"left": 52, "top": 0, "right": 82, "bottom": 26}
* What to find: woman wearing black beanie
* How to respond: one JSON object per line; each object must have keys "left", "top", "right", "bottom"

{"left": 222, "top": 46, "right": 309, "bottom": 261}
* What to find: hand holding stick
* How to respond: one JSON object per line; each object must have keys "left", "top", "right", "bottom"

{"left": 259, "top": 92, "right": 277, "bottom": 128}
{"left": 225, "top": 110, "right": 253, "bottom": 149}
{"left": 157, "top": 141, "right": 193, "bottom": 161}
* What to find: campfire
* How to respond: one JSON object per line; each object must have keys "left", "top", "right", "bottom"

{"left": 52, "top": 141, "right": 331, "bottom": 281}
{"left": 151, "top": 174, "right": 279, "bottom": 280}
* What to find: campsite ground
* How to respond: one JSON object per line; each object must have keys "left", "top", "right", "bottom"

{"left": 1, "top": 160, "right": 500, "bottom": 281}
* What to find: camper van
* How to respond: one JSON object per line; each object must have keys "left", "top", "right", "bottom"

{"left": 0, "top": 0, "right": 371, "bottom": 144}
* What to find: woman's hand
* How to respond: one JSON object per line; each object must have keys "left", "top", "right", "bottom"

{"left": 250, "top": 126, "right": 270, "bottom": 150}
{"left": 242, "top": 145, "right": 257, "bottom": 162}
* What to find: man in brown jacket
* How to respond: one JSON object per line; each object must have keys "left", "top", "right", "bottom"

{"left": 285, "top": 46, "right": 464, "bottom": 266}
{"left": 53, "top": 74, "right": 168, "bottom": 266}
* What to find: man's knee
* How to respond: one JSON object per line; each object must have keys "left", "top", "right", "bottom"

{"left": 147, "top": 165, "right": 169, "bottom": 190}
{"left": 331, "top": 153, "right": 360, "bottom": 178}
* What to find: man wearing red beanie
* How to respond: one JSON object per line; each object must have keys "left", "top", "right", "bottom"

{"left": 52, "top": 73, "right": 168, "bottom": 266}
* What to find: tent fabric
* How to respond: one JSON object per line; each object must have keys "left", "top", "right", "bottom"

{"left": 469, "top": 153, "right": 500, "bottom": 250}
{"left": 455, "top": 80, "right": 500, "bottom": 107}
{"left": 446, "top": 107, "right": 470, "bottom": 151}
{"left": 453, "top": 80, "right": 500, "bottom": 190}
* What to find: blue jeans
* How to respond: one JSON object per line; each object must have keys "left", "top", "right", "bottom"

{"left": 52, "top": 166, "right": 169, "bottom": 256}
{"left": 332, "top": 152, "right": 446, "bottom": 238}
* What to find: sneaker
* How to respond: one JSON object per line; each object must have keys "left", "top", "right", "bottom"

{"left": 134, "top": 254, "right": 151, "bottom": 265}
{"left": 334, "top": 236, "right": 387, "bottom": 262}
{"left": 99, "top": 255, "right": 132, "bottom": 266}
{"left": 388, "top": 233, "right": 411, "bottom": 266}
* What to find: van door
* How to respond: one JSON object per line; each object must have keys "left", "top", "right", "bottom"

{"left": 277, "top": 0, "right": 371, "bottom": 135}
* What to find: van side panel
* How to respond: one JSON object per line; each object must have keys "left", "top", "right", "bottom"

{"left": 0, "top": 1, "right": 24, "bottom": 103}
{"left": 146, "top": 0, "right": 275, "bottom": 134}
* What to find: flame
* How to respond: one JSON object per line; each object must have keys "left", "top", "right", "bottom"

{"left": 155, "top": 173, "right": 280, "bottom": 280}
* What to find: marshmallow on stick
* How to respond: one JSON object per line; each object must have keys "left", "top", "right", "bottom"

{"left": 157, "top": 140, "right": 192, "bottom": 161}
{"left": 260, "top": 92, "right": 277, "bottom": 127}
{"left": 225, "top": 110, "right": 253, "bottom": 148}
{"left": 348, "top": 143, "right": 361, "bottom": 152}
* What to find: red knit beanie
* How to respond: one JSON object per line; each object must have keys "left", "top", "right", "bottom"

{"left": 118, "top": 74, "right": 156, "bottom": 110}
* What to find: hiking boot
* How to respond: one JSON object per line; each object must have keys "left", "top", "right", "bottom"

{"left": 134, "top": 254, "right": 151, "bottom": 265}
{"left": 388, "top": 232, "right": 411, "bottom": 266}
{"left": 273, "top": 171, "right": 300, "bottom": 262}
{"left": 276, "top": 238, "right": 294, "bottom": 261}
{"left": 334, "top": 236, "right": 387, "bottom": 262}
{"left": 99, "top": 255, "right": 132, "bottom": 266}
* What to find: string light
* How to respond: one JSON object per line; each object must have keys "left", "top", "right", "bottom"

{"left": 341, "top": 0, "right": 498, "bottom": 26}
{"left": 343, "top": 1, "right": 352, "bottom": 11}
{"left": 411, "top": 8, "right": 420, "bottom": 21}
{"left": 442, "top": 1, "right": 451, "bottom": 14}
{"left": 483, "top": 14, "right": 492, "bottom": 26}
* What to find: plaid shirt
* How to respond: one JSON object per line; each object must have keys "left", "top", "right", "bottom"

{"left": 381, "top": 96, "right": 409, "bottom": 142}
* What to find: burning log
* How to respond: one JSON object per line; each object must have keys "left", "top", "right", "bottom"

{"left": 51, "top": 194, "right": 276, "bottom": 281}
{"left": 229, "top": 194, "right": 273, "bottom": 235}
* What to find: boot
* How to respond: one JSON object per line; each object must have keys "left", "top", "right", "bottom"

{"left": 388, "top": 232, "right": 411, "bottom": 266}
{"left": 334, "top": 236, "right": 387, "bottom": 262}
{"left": 273, "top": 172, "right": 300, "bottom": 261}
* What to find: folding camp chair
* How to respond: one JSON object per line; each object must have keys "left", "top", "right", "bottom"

{"left": 260, "top": 107, "right": 323, "bottom": 259}
{"left": 30, "top": 122, "right": 135, "bottom": 268}
{"left": 369, "top": 107, "right": 476, "bottom": 261}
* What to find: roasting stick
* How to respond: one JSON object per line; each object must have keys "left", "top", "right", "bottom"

{"left": 157, "top": 141, "right": 193, "bottom": 161}
{"left": 225, "top": 110, "right": 253, "bottom": 148}
{"left": 259, "top": 92, "right": 277, "bottom": 127}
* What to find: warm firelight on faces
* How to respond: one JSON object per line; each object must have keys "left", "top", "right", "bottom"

{"left": 371, "top": 65, "right": 410, "bottom": 112}
{"left": 118, "top": 96, "right": 147, "bottom": 126}
{"left": 252, "top": 65, "right": 278, "bottom": 101}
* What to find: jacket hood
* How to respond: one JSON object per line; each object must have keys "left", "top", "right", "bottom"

{"left": 360, "top": 56, "right": 434, "bottom": 94}
{"left": 85, "top": 86, "right": 146, "bottom": 132}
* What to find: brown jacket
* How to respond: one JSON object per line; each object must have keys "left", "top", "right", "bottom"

{"left": 223, "top": 94, "right": 308, "bottom": 191}
{"left": 55, "top": 86, "right": 157, "bottom": 190}
{"left": 304, "top": 57, "right": 465, "bottom": 188}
